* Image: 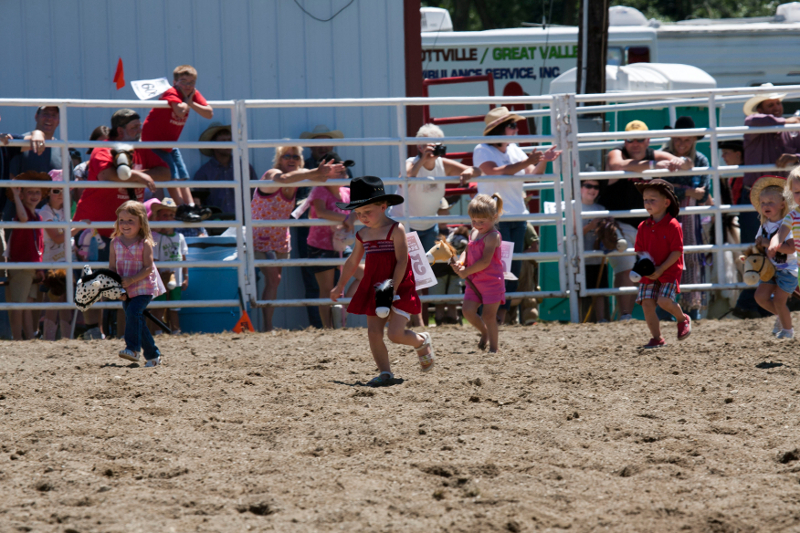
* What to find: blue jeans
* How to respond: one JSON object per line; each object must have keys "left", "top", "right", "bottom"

{"left": 123, "top": 295, "right": 160, "bottom": 360}
{"left": 153, "top": 148, "right": 190, "bottom": 180}
{"left": 498, "top": 220, "right": 526, "bottom": 311}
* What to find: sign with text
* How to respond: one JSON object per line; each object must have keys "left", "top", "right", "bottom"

{"left": 407, "top": 231, "right": 438, "bottom": 290}
{"left": 501, "top": 241, "right": 517, "bottom": 281}
{"left": 131, "top": 78, "right": 171, "bottom": 100}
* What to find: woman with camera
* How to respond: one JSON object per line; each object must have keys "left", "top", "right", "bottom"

{"left": 473, "top": 107, "right": 561, "bottom": 323}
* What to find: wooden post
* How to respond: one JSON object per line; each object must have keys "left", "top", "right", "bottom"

{"left": 576, "top": 0, "right": 609, "bottom": 96}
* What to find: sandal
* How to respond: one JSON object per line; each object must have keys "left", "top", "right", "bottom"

{"left": 367, "top": 372, "right": 394, "bottom": 387}
{"left": 416, "top": 332, "right": 435, "bottom": 372}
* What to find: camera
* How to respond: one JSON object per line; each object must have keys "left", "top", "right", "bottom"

{"left": 432, "top": 144, "right": 447, "bottom": 157}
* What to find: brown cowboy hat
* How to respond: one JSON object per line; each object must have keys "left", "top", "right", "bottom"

{"left": 635, "top": 179, "right": 680, "bottom": 218}
{"left": 6, "top": 170, "right": 52, "bottom": 200}
{"left": 483, "top": 106, "right": 525, "bottom": 136}
{"left": 750, "top": 175, "right": 787, "bottom": 214}
{"left": 199, "top": 123, "right": 232, "bottom": 157}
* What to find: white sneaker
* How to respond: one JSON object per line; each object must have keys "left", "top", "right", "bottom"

{"left": 331, "top": 305, "right": 344, "bottom": 329}
{"left": 118, "top": 349, "right": 140, "bottom": 362}
{"left": 619, "top": 314, "right": 633, "bottom": 321}
{"left": 83, "top": 327, "right": 105, "bottom": 340}
{"left": 144, "top": 355, "right": 162, "bottom": 367}
{"left": 773, "top": 317, "right": 781, "bottom": 336}
{"left": 777, "top": 329, "right": 794, "bottom": 339}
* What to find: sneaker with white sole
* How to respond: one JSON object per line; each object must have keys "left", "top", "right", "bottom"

{"left": 118, "top": 348, "right": 140, "bottom": 362}
{"left": 777, "top": 329, "right": 794, "bottom": 340}
{"left": 83, "top": 326, "right": 105, "bottom": 340}
{"left": 144, "top": 355, "right": 162, "bottom": 367}
{"left": 773, "top": 317, "right": 782, "bottom": 336}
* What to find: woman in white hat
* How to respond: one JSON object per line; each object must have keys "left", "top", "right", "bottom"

{"left": 472, "top": 106, "right": 561, "bottom": 322}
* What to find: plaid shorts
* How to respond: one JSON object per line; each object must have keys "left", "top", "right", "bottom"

{"left": 636, "top": 280, "right": 678, "bottom": 304}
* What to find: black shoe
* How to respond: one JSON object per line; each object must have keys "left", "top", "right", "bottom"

{"left": 176, "top": 204, "right": 201, "bottom": 223}
{"left": 192, "top": 205, "right": 213, "bottom": 221}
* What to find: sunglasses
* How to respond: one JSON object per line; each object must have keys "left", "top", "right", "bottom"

{"left": 505, "top": 122, "right": 518, "bottom": 130}
{"left": 625, "top": 138, "right": 646, "bottom": 144}
{"left": 50, "top": 189, "right": 63, "bottom": 194}
{"left": 281, "top": 154, "right": 301, "bottom": 161}
{"left": 581, "top": 183, "right": 600, "bottom": 190}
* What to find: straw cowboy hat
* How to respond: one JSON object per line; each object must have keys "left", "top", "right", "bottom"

{"left": 483, "top": 106, "right": 525, "bottom": 136}
{"left": 300, "top": 124, "right": 344, "bottom": 140}
{"left": 151, "top": 197, "right": 179, "bottom": 217}
{"left": 6, "top": 170, "right": 52, "bottom": 200}
{"left": 199, "top": 123, "right": 232, "bottom": 157}
{"left": 635, "top": 179, "right": 680, "bottom": 218}
{"left": 335, "top": 176, "right": 404, "bottom": 211}
{"left": 750, "top": 175, "right": 787, "bottom": 213}
{"left": 743, "top": 83, "right": 787, "bottom": 116}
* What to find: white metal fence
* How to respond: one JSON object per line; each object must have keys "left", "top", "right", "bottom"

{"left": 1, "top": 84, "right": 799, "bottom": 324}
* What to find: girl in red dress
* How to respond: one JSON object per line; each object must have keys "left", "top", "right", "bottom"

{"left": 331, "top": 176, "right": 435, "bottom": 386}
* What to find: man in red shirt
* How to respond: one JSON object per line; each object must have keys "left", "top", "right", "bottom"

{"left": 141, "top": 64, "right": 214, "bottom": 218}
{"left": 74, "top": 109, "right": 168, "bottom": 243}
{"left": 633, "top": 179, "right": 691, "bottom": 348}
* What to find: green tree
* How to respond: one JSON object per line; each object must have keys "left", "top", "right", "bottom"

{"left": 423, "top": 0, "right": 780, "bottom": 29}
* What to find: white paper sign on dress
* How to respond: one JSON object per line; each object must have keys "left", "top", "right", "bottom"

{"left": 406, "top": 231, "right": 438, "bottom": 290}
{"left": 501, "top": 241, "right": 517, "bottom": 281}
{"left": 131, "top": 78, "right": 171, "bottom": 100}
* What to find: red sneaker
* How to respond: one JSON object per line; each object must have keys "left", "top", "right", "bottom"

{"left": 644, "top": 337, "right": 666, "bottom": 349}
{"left": 677, "top": 315, "right": 691, "bottom": 340}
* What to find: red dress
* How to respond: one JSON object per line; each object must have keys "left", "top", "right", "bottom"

{"left": 347, "top": 223, "right": 421, "bottom": 317}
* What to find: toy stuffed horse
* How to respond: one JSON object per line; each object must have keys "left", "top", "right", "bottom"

{"left": 110, "top": 144, "right": 135, "bottom": 181}
{"left": 594, "top": 217, "right": 628, "bottom": 253}
{"left": 426, "top": 238, "right": 483, "bottom": 302}
{"left": 374, "top": 279, "right": 394, "bottom": 318}
{"left": 75, "top": 266, "right": 171, "bottom": 332}
{"left": 739, "top": 245, "right": 776, "bottom": 286}
{"left": 629, "top": 252, "right": 656, "bottom": 283}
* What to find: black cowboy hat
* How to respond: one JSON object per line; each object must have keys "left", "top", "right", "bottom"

{"left": 335, "top": 175, "right": 404, "bottom": 211}
{"left": 321, "top": 151, "right": 355, "bottom": 168}
{"left": 635, "top": 179, "right": 680, "bottom": 218}
{"left": 664, "top": 116, "right": 704, "bottom": 141}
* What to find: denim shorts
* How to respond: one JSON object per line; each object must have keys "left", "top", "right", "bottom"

{"left": 306, "top": 245, "right": 349, "bottom": 274}
{"left": 762, "top": 268, "right": 798, "bottom": 294}
{"left": 153, "top": 148, "right": 190, "bottom": 180}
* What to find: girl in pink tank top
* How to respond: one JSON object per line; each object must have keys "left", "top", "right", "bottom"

{"left": 452, "top": 194, "right": 506, "bottom": 353}
{"left": 109, "top": 201, "right": 165, "bottom": 367}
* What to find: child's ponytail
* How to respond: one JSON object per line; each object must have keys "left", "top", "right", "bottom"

{"left": 491, "top": 193, "right": 504, "bottom": 217}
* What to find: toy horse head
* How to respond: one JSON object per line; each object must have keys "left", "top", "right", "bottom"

{"left": 110, "top": 143, "right": 135, "bottom": 181}
{"left": 426, "top": 239, "right": 458, "bottom": 265}
{"left": 594, "top": 217, "right": 627, "bottom": 253}
{"left": 740, "top": 245, "right": 775, "bottom": 286}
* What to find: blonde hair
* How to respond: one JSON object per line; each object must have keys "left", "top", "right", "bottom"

{"left": 112, "top": 201, "right": 155, "bottom": 246}
{"left": 272, "top": 145, "right": 304, "bottom": 169}
{"left": 416, "top": 123, "right": 445, "bottom": 138}
{"left": 759, "top": 186, "right": 789, "bottom": 225}
{"left": 468, "top": 193, "right": 503, "bottom": 220}
{"left": 786, "top": 167, "right": 800, "bottom": 207}
{"left": 173, "top": 65, "right": 197, "bottom": 81}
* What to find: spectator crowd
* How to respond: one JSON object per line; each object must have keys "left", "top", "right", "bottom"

{"left": 1, "top": 74, "right": 799, "bottom": 340}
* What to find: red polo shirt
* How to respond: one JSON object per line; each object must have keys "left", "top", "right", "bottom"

{"left": 635, "top": 214, "right": 684, "bottom": 286}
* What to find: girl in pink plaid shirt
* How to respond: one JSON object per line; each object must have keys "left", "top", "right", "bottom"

{"left": 109, "top": 201, "right": 165, "bottom": 367}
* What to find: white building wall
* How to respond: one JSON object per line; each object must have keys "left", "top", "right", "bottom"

{"left": 0, "top": 0, "right": 407, "bottom": 330}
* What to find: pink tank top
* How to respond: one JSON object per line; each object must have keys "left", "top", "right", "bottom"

{"left": 251, "top": 187, "right": 295, "bottom": 254}
{"left": 112, "top": 238, "right": 163, "bottom": 298}
{"left": 466, "top": 229, "right": 505, "bottom": 297}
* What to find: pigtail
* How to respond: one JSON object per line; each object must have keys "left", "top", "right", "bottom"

{"left": 491, "top": 193, "right": 504, "bottom": 217}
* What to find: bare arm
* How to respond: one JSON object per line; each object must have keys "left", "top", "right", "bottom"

{"left": 97, "top": 167, "right": 160, "bottom": 193}
{"left": 313, "top": 198, "right": 348, "bottom": 223}
{"left": 768, "top": 224, "right": 794, "bottom": 258}
{"left": 11, "top": 189, "right": 28, "bottom": 222}
{"left": 647, "top": 250, "right": 682, "bottom": 280}
{"left": 390, "top": 224, "right": 410, "bottom": 290}
{"left": 331, "top": 238, "right": 365, "bottom": 301}
{"left": 189, "top": 99, "right": 214, "bottom": 120}
{"left": 479, "top": 150, "right": 542, "bottom": 176}
{"left": 455, "top": 231, "right": 501, "bottom": 278}
{"left": 441, "top": 157, "right": 481, "bottom": 186}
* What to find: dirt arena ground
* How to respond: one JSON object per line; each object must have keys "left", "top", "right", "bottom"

{"left": 2, "top": 316, "right": 800, "bottom": 533}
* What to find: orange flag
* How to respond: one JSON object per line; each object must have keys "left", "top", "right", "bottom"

{"left": 113, "top": 58, "right": 125, "bottom": 90}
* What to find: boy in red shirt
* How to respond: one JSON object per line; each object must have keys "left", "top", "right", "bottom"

{"left": 7, "top": 171, "right": 51, "bottom": 340}
{"left": 633, "top": 179, "right": 691, "bottom": 348}
{"left": 141, "top": 65, "right": 213, "bottom": 220}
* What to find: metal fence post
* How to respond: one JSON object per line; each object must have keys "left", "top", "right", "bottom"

{"left": 59, "top": 103, "right": 75, "bottom": 305}
{"left": 558, "top": 95, "right": 580, "bottom": 322}
{"left": 231, "top": 100, "right": 251, "bottom": 305}
{"left": 707, "top": 94, "right": 726, "bottom": 290}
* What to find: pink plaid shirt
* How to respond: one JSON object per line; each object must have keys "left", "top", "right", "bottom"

{"left": 112, "top": 237, "right": 164, "bottom": 298}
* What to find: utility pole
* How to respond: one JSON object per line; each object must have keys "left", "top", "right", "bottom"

{"left": 576, "top": 0, "right": 609, "bottom": 96}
